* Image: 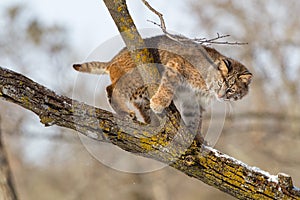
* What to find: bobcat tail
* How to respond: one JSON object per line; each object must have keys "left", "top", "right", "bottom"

{"left": 73, "top": 61, "right": 109, "bottom": 74}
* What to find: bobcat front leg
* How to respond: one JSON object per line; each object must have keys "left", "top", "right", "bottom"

{"left": 150, "top": 60, "right": 181, "bottom": 113}
{"left": 194, "top": 105, "right": 205, "bottom": 145}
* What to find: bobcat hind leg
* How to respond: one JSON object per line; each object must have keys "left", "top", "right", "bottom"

{"left": 106, "top": 84, "right": 136, "bottom": 120}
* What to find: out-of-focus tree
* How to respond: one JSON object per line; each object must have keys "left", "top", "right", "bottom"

{"left": 0, "top": 5, "right": 75, "bottom": 91}
{"left": 0, "top": 4, "right": 78, "bottom": 199}
{"left": 0, "top": 4, "right": 77, "bottom": 156}
{"left": 0, "top": 4, "right": 77, "bottom": 164}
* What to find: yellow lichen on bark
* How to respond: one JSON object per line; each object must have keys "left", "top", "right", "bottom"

{"left": 139, "top": 132, "right": 169, "bottom": 152}
{"left": 20, "top": 96, "right": 31, "bottom": 107}
{"left": 40, "top": 116, "right": 55, "bottom": 126}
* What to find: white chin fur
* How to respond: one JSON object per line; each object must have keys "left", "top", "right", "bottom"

{"left": 214, "top": 93, "right": 224, "bottom": 102}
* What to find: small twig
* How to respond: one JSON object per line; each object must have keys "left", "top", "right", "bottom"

{"left": 193, "top": 33, "right": 248, "bottom": 45}
{"left": 142, "top": 0, "right": 247, "bottom": 46}
{"left": 141, "top": 0, "right": 166, "bottom": 33}
{"left": 141, "top": 0, "right": 187, "bottom": 42}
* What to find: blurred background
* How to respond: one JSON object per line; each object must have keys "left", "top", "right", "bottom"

{"left": 0, "top": 0, "right": 300, "bottom": 199}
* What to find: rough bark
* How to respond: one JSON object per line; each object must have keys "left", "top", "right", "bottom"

{"left": 0, "top": 116, "right": 18, "bottom": 200}
{"left": 1, "top": 66, "right": 300, "bottom": 199}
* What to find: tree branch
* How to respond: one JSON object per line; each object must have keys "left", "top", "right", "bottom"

{"left": 1, "top": 66, "right": 300, "bottom": 199}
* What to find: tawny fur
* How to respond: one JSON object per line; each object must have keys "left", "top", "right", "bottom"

{"left": 73, "top": 35, "right": 252, "bottom": 130}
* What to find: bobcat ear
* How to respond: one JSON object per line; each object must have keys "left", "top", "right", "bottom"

{"left": 239, "top": 73, "right": 252, "bottom": 85}
{"left": 218, "top": 59, "right": 232, "bottom": 76}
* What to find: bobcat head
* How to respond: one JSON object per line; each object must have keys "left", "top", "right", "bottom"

{"left": 213, "top": 58, "right": 252, "bottom": 101}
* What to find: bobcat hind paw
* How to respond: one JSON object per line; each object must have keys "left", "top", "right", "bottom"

{"left": 150, "top": 98, "right": 165, "bottom": 113}
{"left": 128, "top": 111, "right": 137, "bottom": 121}
{"left": 117, "top": 110, "right": 137, "bottom": 121}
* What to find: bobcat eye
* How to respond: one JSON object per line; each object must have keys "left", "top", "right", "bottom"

{"left": 226, "top": 88, "right": 235, "bottom": 94}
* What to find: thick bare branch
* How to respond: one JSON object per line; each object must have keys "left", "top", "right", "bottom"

{"left": 1, "top": 66, "right": 300, "bottom": 199}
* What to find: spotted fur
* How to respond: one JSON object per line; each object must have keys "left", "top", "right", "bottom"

{"left": 73, "top": 35, "right": 252, "bottom": 132}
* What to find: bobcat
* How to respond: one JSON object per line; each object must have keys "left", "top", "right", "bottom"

{"left": 73, "top": 35, "right": 252, "bottom": 134}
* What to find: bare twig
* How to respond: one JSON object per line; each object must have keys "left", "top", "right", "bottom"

{"left": 141, "top": 0, "right": 166, "bottom": 32}
{"left": 142, "top": 0, "right": 247, "bottom": 45}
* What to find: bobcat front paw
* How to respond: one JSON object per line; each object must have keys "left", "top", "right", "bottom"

{"left": 150, "top": 97, "right": 166, "bottom": 113}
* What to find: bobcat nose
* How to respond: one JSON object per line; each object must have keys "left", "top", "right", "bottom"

{"left": 217, "top": 89, "right": 226, "bottom": 99}
{"left": 218, "top": 93, "right": 226, "bottom": 99}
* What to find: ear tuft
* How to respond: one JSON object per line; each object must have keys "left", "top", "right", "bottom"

{"left": 239, "top": 73, "right": 252, "bottom": 85}
{"left": 218, "top": 59, "right": 231, "bottom": 76}
{"left": 223, "top": 59, "right": 232, "bottom": 72}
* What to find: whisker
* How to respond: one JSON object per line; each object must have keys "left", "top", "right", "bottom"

{"left": 226, "top": 101, "right": 234, "bottom": 117}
